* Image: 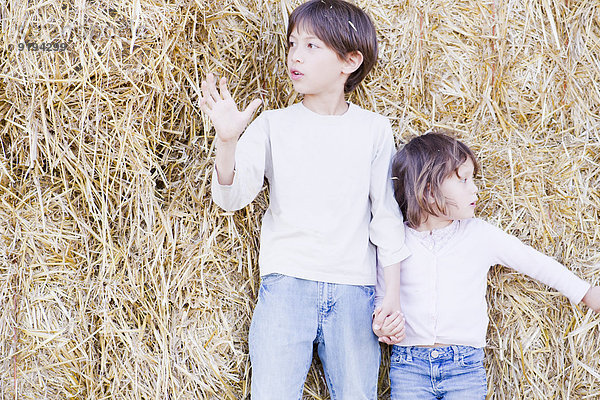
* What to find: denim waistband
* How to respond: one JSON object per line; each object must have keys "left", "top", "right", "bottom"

{"left": 393, "top": 345, "right": 479, "bottom": 363}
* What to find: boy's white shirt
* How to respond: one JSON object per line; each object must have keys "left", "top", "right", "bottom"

{"left": 211, "top": 101, "right": 410, "bottom": 285}
{"left": 375, "top": 218, "right": 591, "bottom": 348}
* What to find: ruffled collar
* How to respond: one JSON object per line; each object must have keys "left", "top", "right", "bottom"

{"left": 407, "top": 220, "right": 460, "bottom": 252}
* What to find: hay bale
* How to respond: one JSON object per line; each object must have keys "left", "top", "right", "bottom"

{"left": 0, "top": 0, "right": 598, "bottom": 398}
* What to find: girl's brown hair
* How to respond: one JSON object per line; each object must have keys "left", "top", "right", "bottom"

{"left": 391, "top": 131, "right": 479, "bottom": 228}
{"left": 287, "top": 0, "right": 378, "bottom": 93}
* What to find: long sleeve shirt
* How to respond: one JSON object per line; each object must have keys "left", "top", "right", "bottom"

{"left": 375, "top": 218, "right": 590, "bottom": 348}
{"left": 211, "top": 102, "right": 410, "bottom": 285}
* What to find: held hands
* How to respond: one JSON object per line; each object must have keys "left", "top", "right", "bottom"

{"left": 582, "top": 286, "right": 600, "bottom": 313}
{"left": 372, "top": 296, "right": 406, "bottom": 345}
{"left": 199, "top": 73, "right": 262, "bottom": 143}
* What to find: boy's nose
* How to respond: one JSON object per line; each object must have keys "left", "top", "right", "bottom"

{"left": 290, "top": 49, "right": 303, "bottom": 63}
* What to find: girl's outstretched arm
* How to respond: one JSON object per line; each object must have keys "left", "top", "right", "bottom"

{"left": 582, "top": 286, "right": 600, "bottom": 313}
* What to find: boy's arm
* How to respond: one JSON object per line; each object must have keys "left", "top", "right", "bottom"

{"left": 200, "top": 73, "right": 262, "bottom": 185}
{"left": 214, "top": 140, "right": 237, "bottom": 186}
{"left": 201, "top": 73, "right": 267, "bottom": 211}
{"left": 368, "top": 119, "right": 410, "bottom": 338}
{"left": 367, "top": 121, "right": 411, "bottom": 266}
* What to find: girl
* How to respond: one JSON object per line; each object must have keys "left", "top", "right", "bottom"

{"left": 373, "top": 131, "right": 600, "bottom": 399}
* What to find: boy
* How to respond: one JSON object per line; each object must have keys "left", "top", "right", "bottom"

{"left": 200, "top": 0, "right": 408, "bottom": 398}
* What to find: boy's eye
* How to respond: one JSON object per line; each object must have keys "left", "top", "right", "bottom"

{"left": 308, "top": 43, "right": 317, "bottom": 48}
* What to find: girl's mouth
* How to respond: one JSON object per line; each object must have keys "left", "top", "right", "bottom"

{"left": 290, "top": 69, "right": 303, "bottom": 80}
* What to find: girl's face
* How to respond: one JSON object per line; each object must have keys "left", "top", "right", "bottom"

{"left": 438, "top": 158, "right": 478, "bottom": 221}
{"left": 420, "top": 158, "right": 478, "bottom": 231}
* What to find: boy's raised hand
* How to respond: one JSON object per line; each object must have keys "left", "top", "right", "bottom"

{"left": 199, "top": 73, "right": 262, "bottom": 143}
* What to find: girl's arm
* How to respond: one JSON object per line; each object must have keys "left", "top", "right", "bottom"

{"left": 481, "top": 220, "right": 591, "bottom": 306}
{"left": 373, "top": 262, "right": 406, "bottom": 344}
{"left": 582, "top": 286, "right": 600, "bottom": 312}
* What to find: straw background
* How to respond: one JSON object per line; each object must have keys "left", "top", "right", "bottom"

{"left": 1, "top": 0, "right": 599, "bottom": 398}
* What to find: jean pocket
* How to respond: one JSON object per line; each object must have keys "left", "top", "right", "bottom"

{"left": 260, "top": 273, "right": 286, "bottom": 287}
{"left": 358, "top": 284, "right": 375, "bottom": 297}
{"left": 459, "top": 347, "right": 484, "bottom": 368}
{"left": 390, "top": 347, "right": 413, "bottom": 365}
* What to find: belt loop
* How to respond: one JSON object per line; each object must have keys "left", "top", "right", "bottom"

{"left": 406, "top": 346, "right": 413, "bottom": 362}
{"left": 451, "top": 345, "right": 460, "bottom": 363}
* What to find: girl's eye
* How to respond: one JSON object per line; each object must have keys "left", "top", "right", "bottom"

{"left": 308, "top": 43, "right": 317, "bottom": 48}
{"left": 289, "top": 41, "right": 296, "bottom": 47}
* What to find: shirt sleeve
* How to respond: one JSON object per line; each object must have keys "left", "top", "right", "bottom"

{"left": 374, "top": 260, "right": 386, "bottom": 307}
{"left": 368, "top": 119, "right": 411, "bottom": 267}
{"left": 211, "top": 114, "right": 269, "bottom": 211}
{"left": 483, "top": 220, "right": 591, "bottom": 305}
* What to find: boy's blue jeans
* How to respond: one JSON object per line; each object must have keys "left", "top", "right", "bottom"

{"left": 389, "top": 345, "right": 487, "bottom": 400}
{"left": 248, "top": 273, "right": 380, "bottom": 400}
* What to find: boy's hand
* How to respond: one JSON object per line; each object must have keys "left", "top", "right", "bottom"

{"left": 199, "top": 73, "right": 262, "bottom": 143}
{"left": 372, "top": 293, "right": 402, "bottom": 333}
{"left": 582, "top": 286, "right": 600, "bottom": 313}
{"left": 372, "top": 306, "right": 406, "bottom": 345}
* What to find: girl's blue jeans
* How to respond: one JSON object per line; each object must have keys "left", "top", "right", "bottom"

{"left": 389, "top": 345, "right": 487, "bottom": 400}
{"left": 248, "top": 273, "right": 380, "bottom": 400}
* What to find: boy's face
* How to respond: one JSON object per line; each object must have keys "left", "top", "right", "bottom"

{"left": 287, "top": 26, "right": 352, "bottom": 99}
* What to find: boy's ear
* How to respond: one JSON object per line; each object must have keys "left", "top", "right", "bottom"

{"left": 342, "top": 51, "right": 364, "bottom": 74}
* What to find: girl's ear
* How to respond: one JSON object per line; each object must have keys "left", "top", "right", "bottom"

{"left": 425, "top": 183, "right": 436, "bottom": 205}
{"left": 342, "top": 51, "right": 364, "bottom": 74}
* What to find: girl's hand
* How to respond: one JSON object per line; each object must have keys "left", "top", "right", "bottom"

{"left": 372, "top": 307, "right": 406, "bottom": 345}
{"left": 372, "top": 292, "right": 402, "bottom": 331}
{"left": 582, "top": 286, "right": 600, "bottom": 313}
{"left": 199, "top": 73, "right": 262, "bottom": 143}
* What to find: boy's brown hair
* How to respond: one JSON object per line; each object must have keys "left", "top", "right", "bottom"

{"left": 391, "top": 131, "right": 480, "bottom": 228}
{"left": 287, "top": 0, "right": 378, "bottom": 93}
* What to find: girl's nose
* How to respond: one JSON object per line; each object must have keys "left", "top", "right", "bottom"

{"left": 471, "top": 181, "right": 478, "bottom": 193}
